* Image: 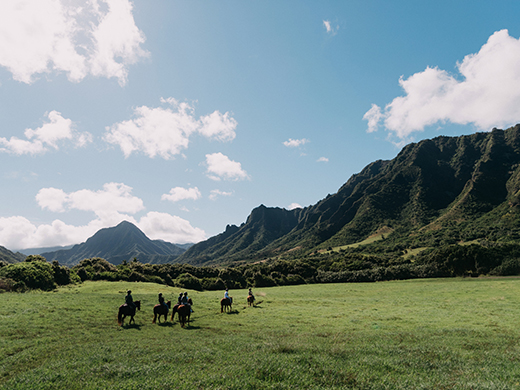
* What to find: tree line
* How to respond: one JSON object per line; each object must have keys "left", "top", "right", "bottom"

{"left": 1, "top": 242, "right": 520, "bottom": 292}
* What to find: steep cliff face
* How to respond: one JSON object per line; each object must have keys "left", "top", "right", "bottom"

{"left": 178, "top": 125, "right": 520, "bottom": 265}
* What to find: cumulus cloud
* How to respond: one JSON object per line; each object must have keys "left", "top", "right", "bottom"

{"left": 288, "top": 203, "right": 302, "bottom": 210}
{"left": 0, "top": 111, "right": 92, "bottom": 155}
{"left": 364, "top": 30, "right": 520, "bottom": 140}
{"left": 323, "top": 20, "right": 338, "bottom": 36}
{"left": 104, "top": 98, "right": 238, "bottom": 159}
{"left": 317, "top": 157, "right": 329, "bottom": 162}
{"left": 283, "top": 138, "right": 309, "bottom": 148}
{"left": 0, "top": 0, "right": 147, "bottom": 85}
{"left": 139, "top": 211, "right": 206, "bottom": 244}
{"left": 209, "top": 189, "right": 233, "bottom": 201}
{"left": 0, "top": 182, "right": 207, "bottom": 249}
{"left": 161, "top": 187, "right": 201, "bottom": 203}
{"left": 205, "top": 152, "right": 249, "bottom": 181}
{"left": 36, "top": 183, "right": 145, "bottom": 218}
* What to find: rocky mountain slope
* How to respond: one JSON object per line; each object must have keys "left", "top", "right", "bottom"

{"left": 41, "top": 221, "right": 185, "bottom": 266}
{"left": 177, "top": 125, "right": 520, "bottom": 265}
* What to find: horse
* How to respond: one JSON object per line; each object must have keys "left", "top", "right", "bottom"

{"left": 152, "top": 300, "right": 171, "bottom": 324}
{"left": 117, "top": 300, "right": 141, "bottom": 326}
{"left": 221, "top": 297, "right": 232, "bottom": 313}
{"left": 177, "top": 304, "right": 191, "bottom": 327}
{"left": 171, "top": 298, "right": 192, "bottom": 322}
{"left": 247, "top": 295, "right": 255, "bottom": 307}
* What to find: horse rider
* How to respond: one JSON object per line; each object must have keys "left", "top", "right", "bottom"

{"left": 125, "top": 290, "right": 136, "bottom": 311}
{"left": 181, "top": 291, "right": 193, "bottom": 312}
{"left": 158, "top": 293, "right": 168, "bottom": 311}
{"left": 248, "top": 288, "right": 255, "bottom": 302}
{"left": 224, "top": 288, "right": 233, "bottom": 304}
{"left": 177, "top": 292, "right": 183, "bottom": 305}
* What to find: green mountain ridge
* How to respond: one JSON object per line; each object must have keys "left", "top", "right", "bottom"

{"left": 177, "top": 125, "right": 520, "bottom": 265}
{"left": 40, "top": 221, "right": 185, "bottom": 266}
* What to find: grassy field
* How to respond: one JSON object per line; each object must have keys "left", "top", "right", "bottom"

{"left": 1, "top": 278, "right": 520, "bottom": 389}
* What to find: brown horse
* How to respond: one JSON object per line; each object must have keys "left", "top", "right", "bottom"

{"left": 171, "top": 298, "right": 192, "bottom": 322}
{"left": 152, "top": 300, "right": 171, "bottom": 324}
{"left": 117, "top": 300, "right": 141, "bottom": 325}
{"left": 221, "top": 297, "right": 232, "bottom": 313}
{"left": 247, "top": 295, "right": 255, "bottom": 307}
{"left": 177, "top": 304, "right": 191, "bottom": 327}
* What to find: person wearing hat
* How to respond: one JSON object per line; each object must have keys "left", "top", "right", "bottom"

{"left": 177, "top": 292, "right": 183, "bottom": 305}
{"left": 180, "top": 291, "right": 193, "bottom": 312}
{"left": 224, "top": 288, "right": 233, "bottom": 305}
{"left": 125, "top": 290, "right": 136, "bottom": 311}
{"left": 158, "top": 293, "right": 168, "bottom": 311}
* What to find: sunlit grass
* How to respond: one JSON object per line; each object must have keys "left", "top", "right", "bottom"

{"left": 2, "top": 278, "right": 520, "bottom": 388}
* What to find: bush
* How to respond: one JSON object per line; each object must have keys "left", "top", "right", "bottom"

{"left": 175, "top": 273, "right": 202, "bottom": 291}
{"left": 0, "top": 260, "right": 56, "bottom": 291}
{"left": 201, "top": 277, "right": 226, "bottom": 291}
{"left": 490, "top": 258, "right": 520, "bottom": 276}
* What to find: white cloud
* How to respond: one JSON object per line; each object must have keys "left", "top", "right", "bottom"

{"left": 104, "top": 98, "right": 238, "bottom": 159}
{"left": 323, "top": 20, "right": 338, "bottom": 36}
{"left": 1, "top": 182, "right": 207, "bottom": 249}
{"left": 363, "top": 104, "right": 382, "bottom": 133}
{"left": 283, "top": 138, "right": 309, "bottom": 148}
{"left": 139, "top": 211, "right": 206, "bottom": 244}
{"left": 364, "top": 30, "right": 520, "bottom": 140}
{"left": 288, "top": 203, "right": 302, "bottom": 210}
{"left": 36, "top": 183, "right": 145, "bottom": 218}
{"left": 0, "top": 111, "right": 92, "bottom": 155}
{"left": 209, "top": 189, "right": 233, "bottom": 201}
{"left": 198, "top": 111, "right": 237, "bottom": 142}
{"left": 205, "top": 152, "right": 250, "bottom": 181}
{"left": 317, "top": 157, "right": 329, "bottom": 162}
{"left": 0, "top": 211, "right": 206, "bottom": 249}
{"left": 0, "top": 0, "right": 147, "bottom": 85}
{"left": 161, "top": 187, "right": 201, "bottom": 203}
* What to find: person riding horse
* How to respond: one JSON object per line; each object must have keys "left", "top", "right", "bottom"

{"left": 125, "top": 290, "right": 136, "bottom": 311}
{"left": 158, "top": 293, "right": 168, "bottom": 312}
{"left": 180, "top": 292, "right": 193, "bottom": 312}
{"left": 224, "top": 288, "right": 233, "bottom": 305}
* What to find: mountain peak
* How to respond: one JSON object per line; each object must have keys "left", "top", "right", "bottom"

{"left": 41, "top": 221, "right": 185, "bottom": 266}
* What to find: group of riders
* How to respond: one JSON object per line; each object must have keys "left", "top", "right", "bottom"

{"left": 123, "top": 287, "right": 255, "bottom": 312}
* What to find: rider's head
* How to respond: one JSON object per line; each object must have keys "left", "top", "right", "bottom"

{"left": 184, "top": 292, "right": 188, "bottom": 296}
{"left": 127, "top": 290, "right": 131, "bottom": 294}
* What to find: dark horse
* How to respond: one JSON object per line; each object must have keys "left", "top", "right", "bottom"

{"left": 152, "top": 300, "right": 171, "bottom": 324}
{"left": 118, "top": 300, "right": 141, "bottom": 326}
{"left": 171, "top": 298, "right": 193, "bottom": 322}
{"left": 221, "top": 297, "right": 232, "bottom": 313}
{"left": 177, "top": 304, "right": 191, "bottom": 327}
{"left": 247, "top": 295, "right": 255, "bottom": 307}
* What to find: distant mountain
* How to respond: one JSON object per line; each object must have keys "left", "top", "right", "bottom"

{"left": 0, "top": 245, "right": 25, "bottom": 264}
{"left": 41, "top": 221, "right": 185, "bottom": 266}
{"left": 177, "top": 125, "right": 520, "bottom": 265}
{"left": 19, "top": 245, "right": 74, "bottom": 256}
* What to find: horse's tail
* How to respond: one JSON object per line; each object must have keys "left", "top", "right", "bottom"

{"left": 152, "top": 312, "right": 157, "bottom": 324}
{"left": 117, "top": 309, "right": 123, "bottom": 326}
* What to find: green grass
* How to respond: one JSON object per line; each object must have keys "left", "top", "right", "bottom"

{"left": 2, "top": 278, "right": 520, "bottom": 389}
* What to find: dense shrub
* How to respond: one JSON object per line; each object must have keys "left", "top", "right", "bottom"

{"left": 201, "top": 277, "right": 226, "bottom": 291}
{"left": 0, "top": 258, "right": 56, "bottom": 291}
{"left": 175, "top": 273, "right": 203, "bottom": 291}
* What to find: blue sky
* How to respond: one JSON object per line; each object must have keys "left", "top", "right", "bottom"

{"left": 1, "top": 0, "right": 520, "bottom": 250}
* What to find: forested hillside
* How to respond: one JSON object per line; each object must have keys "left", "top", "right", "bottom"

{"left": 178, "top": 125, "right": 520, "bottom": 265}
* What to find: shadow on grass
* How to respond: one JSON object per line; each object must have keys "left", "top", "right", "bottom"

{"left": 122, "top": 323, "right": 142, "bottom": 330}
{"left": 156, "top": 322, "right": 175, "bottom": 328}
{"left": 224, "top": 310, "right": 240, "bottom": 315}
